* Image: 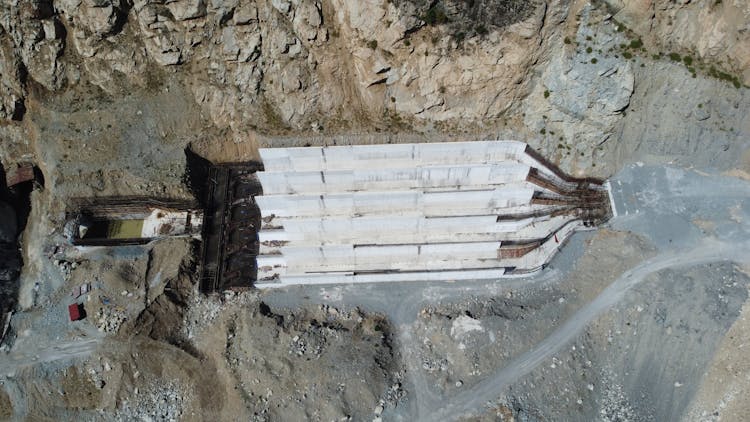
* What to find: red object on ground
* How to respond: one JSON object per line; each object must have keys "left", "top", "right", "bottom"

{"left": 554, "top": 233, "right": 559, "bottom": 243}
{"left": 68, "top": 303, "right": 82, "bottom": 321}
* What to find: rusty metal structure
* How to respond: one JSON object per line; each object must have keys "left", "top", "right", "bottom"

{"left": 197, "top": 162, "right": 262, "bottom": 293}
{"left": 61, "top": 141, "right": 613, "bottom": 292}
{"left": 66, "top": 197, "right": 202, "bottom": 246}
{"left": 253, "top": 141, "right": 612, "bottom": 287}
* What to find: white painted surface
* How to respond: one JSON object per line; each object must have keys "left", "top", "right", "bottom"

{"left": 140, "top": 209, "right": 200, "bottom": 238}
{"left": 254, "top": 140, "right": 599, "bottom": 286}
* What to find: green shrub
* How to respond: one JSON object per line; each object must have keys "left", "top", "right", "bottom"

{"left": 540, "top": 128, "right": 546, "bottom": 134}
{"left": 367, "top": 40, "right": 378, "bottom": 49}
{"left": 423, "top": 6, "right": 448, "bottom": 25}
{"left": 629, "top": 39, "right": 643, "bottom": 49}
{"left": 669, "top": 52, "right": 681, "bottom": 61}
{"left": 544, "top": 90, "right": 550, "bottom": 99}
{"left": 682, "top": 56, "right": 693, "bottom": 66}
{"left": 586, "top": 47, "right": 593, "bottom": 54}
{"left": 623, "top": 51, "right": 632, "bottom": 59}
{"left": 475, "top": 25, "right": 488, "bottom": 36}
{"left": 564, "top": 36, "right": 571, "bottom": 44}
{"left": 591, "top": 57, "right": 598, "bottom": 64}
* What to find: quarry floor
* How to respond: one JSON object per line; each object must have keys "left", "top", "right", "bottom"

{"left": 1, "top": 164, "right": 749, "bottom": 421}
{"left": 260, "top": 163, "right": 750, "bottom": 421}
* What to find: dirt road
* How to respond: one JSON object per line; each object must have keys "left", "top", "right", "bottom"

{"left": 265, "top": 164, "right": 750, "bottom": 421}
{"left": 425, "top": 239, "right": 749, "bottom": 420}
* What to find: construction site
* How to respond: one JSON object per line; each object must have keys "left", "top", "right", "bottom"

{"left": 1, "top": 1, "right": 749, "bottom": 419}
{"left": 254, "top": 141, "right": 612, "bottom": 287}
{"left": 60, "top": 141, "right": 612, "bottom": 292}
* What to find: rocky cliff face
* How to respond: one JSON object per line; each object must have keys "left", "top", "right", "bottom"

{"left": 0, "top": 0, "right": 560, "bottom": 128}
{"left": 605, "top": 0, "right": 750, "bottom": 83}
{"left": 0, "top": 0, "right": 748, "bottom": 180}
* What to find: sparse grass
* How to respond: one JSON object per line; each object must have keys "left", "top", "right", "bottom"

{"left": 475, "top": 25, "right": 488, "bottom": 36}
{"left": 261, "top": 100, "right": 287, "bottom": 130}
{"left": 708, "top": 66, "right": 742, "bottom": 88}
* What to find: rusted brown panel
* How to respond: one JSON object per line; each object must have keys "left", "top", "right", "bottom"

{"left": 68, "top": 196, "right": 199, "bottom": 220}
{"left": 498, "top": 242, "right": 539, "bottom": 259}
{"left": 6, "top": 163, "right": 34, "bottom": 187}
{"left": 524, "top": 145, "right": 605, "bottom": 185}
{"left": 526, "top": 169, "right": 565, "bottom": 194}
{"left": 531, "top": 197, "right": 577, "bottom": 206}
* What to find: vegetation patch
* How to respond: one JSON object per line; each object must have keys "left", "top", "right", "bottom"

{"left": 610, "top": 21, "right": 745, "bottom": 89}
{"left": 422, "top": 5, "right": 448, "bottom": 25}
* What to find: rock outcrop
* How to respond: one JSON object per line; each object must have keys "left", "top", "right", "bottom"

{"left": 0, "top": 0, "right": 747, "bottom": 178}
{"left": 604, "top": 0, "right": 750, "bottom": 84}
{"left": 0, "top": 0, "right": 564, "bottom": 131}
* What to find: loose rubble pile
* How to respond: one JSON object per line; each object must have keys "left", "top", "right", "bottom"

{"left": 213, "top": 302, "right": 402, "bottom": 421}
{"left": 53, "top": 259, "right": 76, "bottom": 282}
{"left": 117, "top": 380, "right": 191, "bottom": 422}
{"left": 95, "top": 306, "right": 127, "bottom": 333}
